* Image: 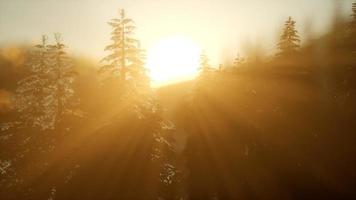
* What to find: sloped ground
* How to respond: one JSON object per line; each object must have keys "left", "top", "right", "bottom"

{"left": 158, "top": 69, "right": 356, "bottom": 199}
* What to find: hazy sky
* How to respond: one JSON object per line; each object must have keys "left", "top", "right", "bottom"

{"left": 0, "top": 0, "right": 354, "bottom": 65}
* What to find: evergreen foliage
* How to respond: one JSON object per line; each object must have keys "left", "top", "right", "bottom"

{"left": 352, "top": 3, "right": 356, "bottom": 28}
{"left": 276, "top": 17, "right": 300, "bottom": 57}
{"left": 350, "top": 2, "right": 356, "bottom": 51}
{"left": 14, "top": 35, "right": 53, "bottom": 129}
{"left": 2, "top": 3, "right": 356, "bottom": 200}
{"left": 199, "top": 52, "right": 213, "bottom": 74}
{"left": 47, "top": 33, "right": 77, "bottom": 126}
{"left": 233, "top": 53, "right": 246, "bottom": 68}
{"left": 14, "top": 34, "right": 77, "bottom": 130}
{"left": 100, "top": 9, "right": 148, "bottom": 92}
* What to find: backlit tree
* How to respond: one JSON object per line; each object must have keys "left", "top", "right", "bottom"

{"left": 276, "top": 17, "right": 300, "bottom": 57}
{"left": 15, "top": 35, "right": 54, "bottom": 129}
{"left": 100, "top": 9, "right": 147, "bottom": 93}
{"left": 15, "top": 34, "right": 77, "bottom": 130}
{"left": 351, "top": 2, "right": 356, "bottom": 50}
{"left": 199, "top": 52, "right": 213, "bottom": 74}
{"left": 351, "top": 2, "right": 356, "bottom": 30}
{"left": 47, "top": 33, "right": 77, "bottom": 127}
{"left": 233, "top": 53, "right": 246, "bottom": 68}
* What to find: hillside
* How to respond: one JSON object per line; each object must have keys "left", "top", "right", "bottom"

{"left": 157, "top": 69, "right": 356, "bottom": 199}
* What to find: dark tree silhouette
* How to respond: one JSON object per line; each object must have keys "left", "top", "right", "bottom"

{"left": 276, "top": 17, "right": 300, "bottom": 57}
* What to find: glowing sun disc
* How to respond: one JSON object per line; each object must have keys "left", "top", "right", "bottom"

{"left": 146, "top": 37, "right": 201, "bottom": 86}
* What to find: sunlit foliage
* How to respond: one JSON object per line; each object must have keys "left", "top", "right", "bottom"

{"left": 14, "top": 34, "right": 77, "bottom": 130}
{"left": 1, "top": 2, "right": 356, "bottom": 200}
{"left": 276, "top": 17, "right": 300, "bottom": 57}
{"left": 100, "top": 9, "right": 148, "bottom": 92}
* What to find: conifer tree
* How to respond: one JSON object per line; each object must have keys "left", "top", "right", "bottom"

{"left": 233, "top": 53, "right": 246, "bottom": 68}
{"left": 15, "top": 34, "right": 77, "bottom": 130}
{"left": 7, "top": 35, "right": 78, "bottom": 199}
{"left": 100, "top": 9, "right": 147, "bottom": 92}
{"left": 352, "top": 3, "right": 356, "bottom": 28}
{"left": 199, "top": 52, "right": 213, "bottom": 74}
{"left": 351, "top": 2, "right": 356, "bottom": 50}
{"left": 97, "top": 10, "right": 178, "bottom": 199}
{"left": 99, "top": 9, "right": 153, "bottom": 119}
{"left": 195, "top": 52, "right": 214, "bottom": 92}
{"left": 276, "top": 17, "right": 300, "bottom": 57}
{"left": 15, "top": 35, "right": 53, "bottom": 129}
{"left": 47, "top": 33, "right": 77, "bottom": 127}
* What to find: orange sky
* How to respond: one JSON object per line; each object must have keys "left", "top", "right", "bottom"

{"left": 0, "top": 0, "right": 354, "bottom": 66}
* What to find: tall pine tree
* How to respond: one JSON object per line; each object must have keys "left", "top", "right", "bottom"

{"left": 96, "top": 9, "right": 179, "bottom": 199}
{"left": 276, "top": 17, "right": 300, "bottom": 57}
{"left": 233, "top": 53, "right": 246, "bottom": 68}
{"left": 47, "top": 33, "right": 77, "bottom": 127}
{"left": 99, "top": 9, "right": 153, "bottom": 119}
{"left": 194, "top": 52, "right": 214, "bottom": 93}
{"left": 100, "top": 9, "right": 147, "bottom": 93}
{"left": 352, "top": 3, "right": 356, "bottom": 29}
{"left": 199, "top": 52, "right": 213, "bottom": 74}
{"left": 6, "top": 35, "right": 78, "bottom": 199}
{"left": 15, "top": 34, "right": 77, "bottom": 130}
{"left": 15, "top": 35, "right": 53, "bottom": 130}
{"left": 351, "top": 2, "right": 356, "bottom": 51}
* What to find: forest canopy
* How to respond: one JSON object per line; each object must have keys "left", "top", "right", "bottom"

{"left": 0, "top": 1, "right": 356, "bottom": 200}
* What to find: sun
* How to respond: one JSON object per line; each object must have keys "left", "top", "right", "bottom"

{"left": 146, "top": 36, "right": 201, "bottom": 86}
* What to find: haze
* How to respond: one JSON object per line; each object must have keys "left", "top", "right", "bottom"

{"left": 0, "top": 0, "right": 353, "bottom": 66}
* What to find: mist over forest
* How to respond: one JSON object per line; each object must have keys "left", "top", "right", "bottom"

{"left": 0, "top": 1, "right": 356, "bottom": 200}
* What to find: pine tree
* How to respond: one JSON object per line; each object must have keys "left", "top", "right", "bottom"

{"left": 7, "top": 35, "right": 78, "bottom": 199}
{"left": 233, "top": 53, "right": 246, "bottom": 68}
{"left": 47, "top": 33, "right": 77, "bottom": 127}
{"left": 15, "top": 34, "right": 77, "bottom": 130}
{"left": 350, "top": 2, "right": 356, "bottom": 50}
{"left": 276, "top": 17, "right": 300, "bottom": 57}
{"left": 99, "top": 9, "right": 152, "bottom": 119}
{"left": 195, "top": 52, "right": 214, "bottom": 92}
{"left": 15, "top": 35, "right": 54, "bottom": 130}
{"left": 199, "top": 52, "right": 213, "bottom": 74}
{"left": 352, "top": 3, "right": 356, "bottom": 28}
{"left": 100, "top": 9, "right": 147, "bottom": 92}
{"left": 97, "top": 10, "right": 178, "bottom": 199}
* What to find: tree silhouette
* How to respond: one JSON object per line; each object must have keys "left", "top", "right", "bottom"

{"left": 352, "top": 3, "right": 356, "bottom": 27}
{"left": 85, "top": 9, "right": 179, "bottom": 200}
{"left": 100, "top": 9, "right": 147, "bottom": 91}
{"left": 351, "top": 2, "right": 356, "bottom": 51}
{"left": 15, "top": 35, "right": 53, "bottom": 130}
{"left": 47, "top": 33, "right": 77, "bottom": 127}
{"left": 276, "top": 17, "right": 300, "bottom": 57}
{"left": 15, "top": 34, "right": 77, "bottom": 130}
{"left": 5, "top": 35, "right": 78, "bottom": 199}
{"left": 233, "top": 53, "right": 246, "bottom": 68}
{"left": 199, "top": 52, "right": 213, "bottom": 74}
